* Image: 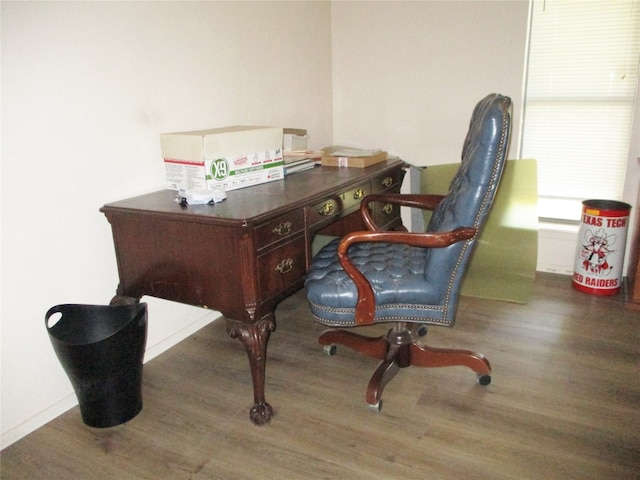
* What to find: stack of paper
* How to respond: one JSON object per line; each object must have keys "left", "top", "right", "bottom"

{"left": 284, "top": 152, "right": 322, "bottom": 175}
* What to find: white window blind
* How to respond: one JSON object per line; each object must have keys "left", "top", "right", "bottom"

{"left": 521, "top": 0, "right": 640, "bottom": 222}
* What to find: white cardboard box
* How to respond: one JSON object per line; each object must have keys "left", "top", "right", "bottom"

{"left": 283, "top": 128, "right": 308, "bottom": 152}
{"left": 161, "top": 126, "right": 284, "bottom": 192}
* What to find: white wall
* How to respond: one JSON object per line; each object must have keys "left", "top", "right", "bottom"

{"left": 621, "top": 71, "right": 640, "bottom": 276}
{"left": 1, "top": 0, "right": 332, "bottom": 448}
{"left": 330, "top": 1, "right": 528, "bottom": 164}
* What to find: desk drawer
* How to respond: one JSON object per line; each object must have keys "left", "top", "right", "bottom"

{"left": 373, "top": 169, "right": 403, "bottom": 193}
{"left": 258, "top": 235, "right": 307, "bottom": 299}
{"left": 373, "top": 201, "right": 402, "bottom": 229}
{"left": 307, "top": 182, "right": 371, "bottom": 228}
{"left": 255, "top": 210, "right": 305, "bottom": 251}
{"left": 372, "top": 169, "right": 404, "bottom": 229}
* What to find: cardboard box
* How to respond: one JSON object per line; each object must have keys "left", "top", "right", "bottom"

{"left": 161, "top": 126, "right": 284, "bottom": 192}
{"left": 283, "top": 128, "right": 308, "bottom": 152}
{"left": 321, "top": 147, "right": 388, "bottom": 168}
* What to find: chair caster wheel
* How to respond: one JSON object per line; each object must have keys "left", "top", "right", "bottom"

{"left": 368, "top": 400, "right": 382, "bottom": 413}
{"left": 477, "top": 374, "right": 492, "bottom": 386}
{"left": 323, "top": 344, "right": 337, "bottom": 356}
{"left": 416, "top": 325, "right": 428, "bottom": 337}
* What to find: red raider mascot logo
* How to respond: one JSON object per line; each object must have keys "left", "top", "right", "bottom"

{"left": 579, "top": 227, "right": 616, "bottom": 276}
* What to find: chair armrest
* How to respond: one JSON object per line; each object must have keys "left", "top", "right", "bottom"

{"left": 360, "top": 193, "right": 446, "bottom": 231}
{"left": 337, "top": 227, "right": 476, "bottom": 325}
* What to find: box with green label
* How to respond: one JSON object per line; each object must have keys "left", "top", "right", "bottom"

{"left": 160, "top": 126, "right": 284, "bottom": 192}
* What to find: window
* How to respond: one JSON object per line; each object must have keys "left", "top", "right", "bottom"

{"left": 521, "top": 0, "right": 640, "bottom": 222}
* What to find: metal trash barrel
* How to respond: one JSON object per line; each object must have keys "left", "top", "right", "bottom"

{"left": 573, "top": 199, "right": 631, "bottom": 296}
{"left": 45, "top": 303, "right": 148, "bottom": 427}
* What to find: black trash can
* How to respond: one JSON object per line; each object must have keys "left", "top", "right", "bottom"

{"left": 45, "top": 302, "right": 148, "bottom": 428}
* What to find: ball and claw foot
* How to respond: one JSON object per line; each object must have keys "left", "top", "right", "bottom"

{"left": 249, "top": 402, "right": 274, "bottom": 425}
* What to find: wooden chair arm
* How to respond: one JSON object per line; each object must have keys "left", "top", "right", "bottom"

{"left": 337, "top": 227, "right": 477, "bottom": 325}
{"left": 360, "top": 193, "right": 446, "bottom": 231}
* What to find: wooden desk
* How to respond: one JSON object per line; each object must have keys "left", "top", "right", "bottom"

{"left": 100, "top": 159, "right": 406, "bottom": 424}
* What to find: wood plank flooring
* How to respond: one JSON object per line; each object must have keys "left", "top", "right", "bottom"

{"left": 2, "top": 273, "right": 639, "bottom": 479}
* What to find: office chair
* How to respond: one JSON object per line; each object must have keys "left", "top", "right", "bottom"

{"left": 305, "top": 93, "right": 512, "bottom": 411}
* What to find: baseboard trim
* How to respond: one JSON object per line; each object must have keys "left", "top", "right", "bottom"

{"left": 1, "top": 312, "right": 220, "bottom": 450}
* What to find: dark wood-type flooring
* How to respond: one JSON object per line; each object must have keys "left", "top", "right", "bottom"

{"left": 2, "top": 273, "right": 639, "bottom": 479}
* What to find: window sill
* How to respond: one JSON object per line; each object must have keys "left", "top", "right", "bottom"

{"left": 537, "top": 220, "right": 578, "bottom": 275}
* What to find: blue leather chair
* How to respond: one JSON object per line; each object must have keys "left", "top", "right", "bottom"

{"left": 305, "top": 93, "right": 512, "bottom": 411}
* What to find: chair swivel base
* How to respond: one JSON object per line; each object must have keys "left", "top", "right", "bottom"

{"left": 319, "top": 325, "right": 491, "bottom": 410}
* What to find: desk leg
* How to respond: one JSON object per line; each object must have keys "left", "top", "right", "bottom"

{"left": 226, "top": 314, "right": 276, "bottom": 425}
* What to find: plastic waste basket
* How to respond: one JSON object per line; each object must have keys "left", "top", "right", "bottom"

{"left": 45, "top": 302, "right": 147, "bottom": 427}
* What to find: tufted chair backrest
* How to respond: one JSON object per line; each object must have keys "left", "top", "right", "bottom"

{"left": 423, "top": 94, "right": 511, "bottom": 319}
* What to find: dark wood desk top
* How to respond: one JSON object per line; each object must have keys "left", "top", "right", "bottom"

{"left": 101, "top": 159, "right": 405, "bottom": 226}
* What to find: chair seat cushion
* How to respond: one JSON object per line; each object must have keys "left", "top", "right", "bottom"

{"left": 306, "top": 239, "right": 450, "bottom": 326}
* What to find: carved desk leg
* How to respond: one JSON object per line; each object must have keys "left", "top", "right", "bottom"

{"left": 109, "top": 294, "right": 139, "bottom": 305}
{"left": 226, "top": 313, "right": 276, "bottom": 425}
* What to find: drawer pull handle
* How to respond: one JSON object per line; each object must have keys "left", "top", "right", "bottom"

{"left": 381, "top": 176, "right": 393, "bottom": 188}
{"left": 318, "top": 201, "right": 336, "bottom": 216}
{"left": 383, "top": 204, "right": 394, "bottom": 214}
{"left": 353, "top": 188, "right": 365, "bottom": 200}
{"left": 272, "top": 221, "right": 292, "bottom": 236}
{"left": 275, "top": 258, "right": 294, "bottom": 274}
